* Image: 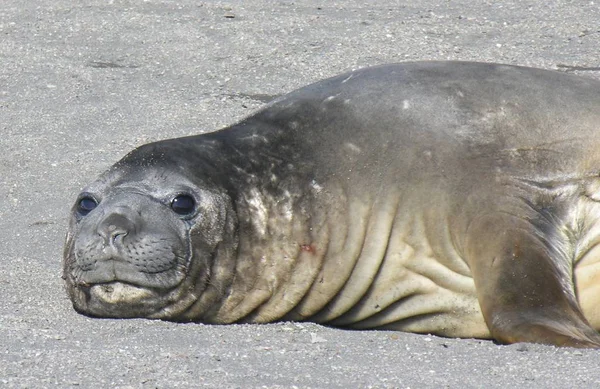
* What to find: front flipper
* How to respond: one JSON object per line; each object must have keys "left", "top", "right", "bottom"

{"left": 465, "top": 213, "right": 600, "bottom": 348}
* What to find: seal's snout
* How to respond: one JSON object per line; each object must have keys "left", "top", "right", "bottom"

{"left": 97, "top": 212, "right": 135, "bottom": 247}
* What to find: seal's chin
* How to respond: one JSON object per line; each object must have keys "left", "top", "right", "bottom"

{"left": 89, "top": 282, "right": 155, "bottom": 304}
{"left": 74, "top": 281, "right": 166, "bottom": 319}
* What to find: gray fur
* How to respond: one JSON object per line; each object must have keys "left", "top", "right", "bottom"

{"left": 65, "top": 62, "right": 600, "bottom": 347}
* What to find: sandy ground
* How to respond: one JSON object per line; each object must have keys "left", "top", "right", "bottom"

{"left": 2, "top": 0, "right": 600, "bottom": 387}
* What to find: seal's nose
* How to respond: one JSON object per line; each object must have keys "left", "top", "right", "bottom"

{"left": 97, "top": 212, "right": 136, "bottom": 246}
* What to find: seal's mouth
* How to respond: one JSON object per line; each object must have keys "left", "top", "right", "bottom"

{"left": 69, "top": 255, "right": 185, "bottom": 291}
{"left": 66, "top": 259, "right": 191, "bottom": 319}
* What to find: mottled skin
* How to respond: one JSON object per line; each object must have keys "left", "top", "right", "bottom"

{"left": 64, "top": 61, "right": 600, "bottom": 347}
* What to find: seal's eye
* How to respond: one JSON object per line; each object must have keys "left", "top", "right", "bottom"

{"left": 77, "top": 196, "right": 98, "bottom": 216}
{"left": 171, "top": 194, "right": 196, "bottom": 215}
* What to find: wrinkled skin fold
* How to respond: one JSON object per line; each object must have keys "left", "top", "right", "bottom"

{"left": 64, "top": 61, "right": 600, "bottom": 348}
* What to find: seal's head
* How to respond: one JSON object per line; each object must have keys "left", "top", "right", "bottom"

{"left": 63, "top": 139, "right": 238, "bottom": 320}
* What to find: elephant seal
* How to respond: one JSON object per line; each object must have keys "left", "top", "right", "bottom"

{"left": 64, "top": 61, "right": 600, "bottom": 348}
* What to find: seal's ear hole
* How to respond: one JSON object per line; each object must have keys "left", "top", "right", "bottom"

{"left": 171, "top": 194, "right": 196, "bottom": 216}
{"left": 77, "top": 196, "right": 98, "bottom": 216}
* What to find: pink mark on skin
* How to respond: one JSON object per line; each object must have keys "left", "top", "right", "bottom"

{"left": 300, "top": 244, "right": 316, "bottom": 254}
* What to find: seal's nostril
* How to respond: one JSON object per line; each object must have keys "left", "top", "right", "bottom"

{"left": 97, "top": 214, "right": 134, "bottom": 245}
{"left": 108, "top": 225, "right": 128, "bottom": 245}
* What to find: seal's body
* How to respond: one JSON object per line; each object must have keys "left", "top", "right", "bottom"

{"left": 64, "top": 62, "right": 600, "bottom": 347}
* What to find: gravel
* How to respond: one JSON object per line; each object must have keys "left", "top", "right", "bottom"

{"left": 2, "top": 0, "right": 600, "bottom": 387}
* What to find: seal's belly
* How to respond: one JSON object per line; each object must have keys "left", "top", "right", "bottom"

{"left": 323, "top": 197, "right": 488, "bottom": 338}
{"left": 256, "top": 191, "right": 491, "bottom": 338}
{"left": 339, "top": 255, "right": 489, "bottom": 338}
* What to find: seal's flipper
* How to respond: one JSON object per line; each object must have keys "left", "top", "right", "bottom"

{"left": 466, "top": 213, "right": 600, "bottom": 348}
